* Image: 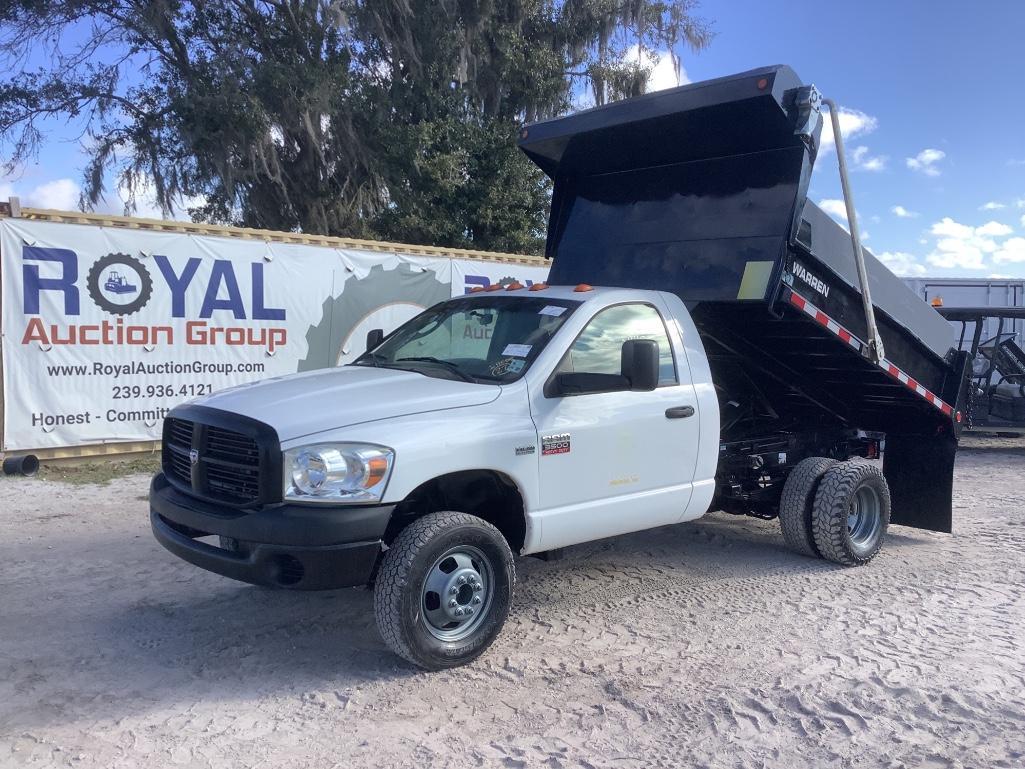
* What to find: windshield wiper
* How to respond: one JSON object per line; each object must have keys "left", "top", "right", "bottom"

{"left": 396, "top": 357, "right": 476, "bottom": 383}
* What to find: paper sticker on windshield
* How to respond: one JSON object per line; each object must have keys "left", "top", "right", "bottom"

{"left": 502, "top": 343, "right": 532, "bottom": 357}
{"left": 539, "top": 305, "right": 567, "bottom": 317}
{"left": 508, "top": 359, "right": 525, "bottom": 373}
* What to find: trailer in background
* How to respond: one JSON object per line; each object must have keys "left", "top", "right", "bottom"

{"left": 904, "top": 278, "right": 1025, "bottom": 350}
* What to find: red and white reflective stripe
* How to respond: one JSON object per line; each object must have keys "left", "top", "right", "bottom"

{"left": 787, "top": 291, "right": 862, "bottom": 352}
{"left": 786, "top": 290, "right": 954, "bottom": 417}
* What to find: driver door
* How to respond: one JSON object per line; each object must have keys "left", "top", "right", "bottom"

{"left": 530, "top": 302, "right": 701, "bottom": 550}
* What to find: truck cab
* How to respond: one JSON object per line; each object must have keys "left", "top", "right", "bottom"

{"left": 151, "top": 285, "right": 719, "bottom": 667}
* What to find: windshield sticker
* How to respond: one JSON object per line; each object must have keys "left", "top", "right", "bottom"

{"left": 507, "top": 359, "right": 525, "bottom": 373}
{"left": 502, "top": 343, "right": 532, "bottom": 357}
{"left": 538, "top": 305, "right": 567, "bottom": 317}
{"left": 489, "top": 358, "right": 515, "bottom": 376}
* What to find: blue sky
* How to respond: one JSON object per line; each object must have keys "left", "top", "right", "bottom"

{"left": 2, "top": 0, "right": 1024, "bottom": 278}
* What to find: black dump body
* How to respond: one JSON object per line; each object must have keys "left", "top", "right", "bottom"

{"left": 520, "top": 65, "right": 971, "bottom": 532}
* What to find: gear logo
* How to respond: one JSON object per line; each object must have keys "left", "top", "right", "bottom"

{"left": 299, "top": 263, "right": 451, "bottom": 371}
{"left": 86, "top": 253, "right": 154, "bottom": 315}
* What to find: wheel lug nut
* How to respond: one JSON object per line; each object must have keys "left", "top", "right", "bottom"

{"left": 472, "top": 596, "right": 482, "bottom": 605}
{"left": 454, "top": 608, "right": 464, "bottom": 617}
{"left": 474, "top": 583, "right": 483, "bottom": 592}
{"left": 465, "top": 607, "right": 473, "bottom": 615}
{"left": 457, "top": 575, "right": 467, "bottom": 585}
{"left": 448, "top": 599, "right": 457, "bottom": 608}
{"left": 449, "top": 587, "right": 458, "bottom": 595}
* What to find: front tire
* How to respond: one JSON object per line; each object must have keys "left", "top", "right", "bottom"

{"left": 373, "top": 511, "right": 515, "bottom": 670}
{"left": 811, "top": 461, "right": 891, "bottom": 566}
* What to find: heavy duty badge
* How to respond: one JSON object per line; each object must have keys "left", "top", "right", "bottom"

{"left": 541, "top": 433, "right": 571, "bottom": 456}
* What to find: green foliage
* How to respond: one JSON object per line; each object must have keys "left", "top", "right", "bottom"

{"left": 0, "top": 1, "right": 712, "bottom": 253}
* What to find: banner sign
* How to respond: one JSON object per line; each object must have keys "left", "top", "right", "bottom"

{"left": 0, "top": 219, "right": 549, "bottom": 450}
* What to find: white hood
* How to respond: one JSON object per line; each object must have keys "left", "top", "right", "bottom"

{"left": 194, "top": 365, "right": 501, "bottom": 441}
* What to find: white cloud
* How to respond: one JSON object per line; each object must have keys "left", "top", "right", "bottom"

{"left": 1021, "top": 213, "right": 1025, "bottom": 227}
{"left": 993, "top": 237, "right": 1025, "bottom": 264}
{"left": 892, "top": 205, "right": 918, "bottom": 218}
{"left": 980, "top": 201, "right": 1006, "bottom": 211}
{"left": 87, "top": 173, "right": 205, "bottom": 220}
{"left": 976, "top": 220, "right": 1013, "bottom": 237}
{"left": 819, "top": 107, "right": 877, "bottom": 153}
{"left": 1016, "top": 198, "right": 1025, "bottom": 209}
{"left": 906, "top": 148, "right": 946, "bottom": 176}
{"left": 624, "top": 45, "right": 688, "bottom": 92}
{"left": 32, "top": 178, "right": 81, "bottom": 210}
{"left": 877, "top": 251, "right": 927, "bottom": 277}
{"left": 925, "top": 217, "right": 1012, "bottom": 270}
{"left": 850, "top": 145, "right": 887, "bottom": 172}
{"left": 818, "top": 198, "right": 850, "bottom": 222}
{"left": 0, "top": 177, "right": 83, "bottom": 210}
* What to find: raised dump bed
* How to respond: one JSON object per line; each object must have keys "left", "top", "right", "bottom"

{"left": 520, "top": 64, "right": 971, "bottom": 531}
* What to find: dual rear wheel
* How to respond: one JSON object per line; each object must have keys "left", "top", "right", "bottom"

{"left": 779, "top": 457, "right": 890, "bottom": 566}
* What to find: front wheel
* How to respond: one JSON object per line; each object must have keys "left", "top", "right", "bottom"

{"left": 373, "top": 511, "right": 515, "bottom": 669}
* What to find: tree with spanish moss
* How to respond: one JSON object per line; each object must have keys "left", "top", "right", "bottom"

{"left": 0, "top": 1, "right": 712, "bottom": 252}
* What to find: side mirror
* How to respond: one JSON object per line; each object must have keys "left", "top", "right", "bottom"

{"left": 366, "top": 328, "right": 384, "bottom": 352}
{"left": 621, "top": 339, "right": 659, "bottom": 391}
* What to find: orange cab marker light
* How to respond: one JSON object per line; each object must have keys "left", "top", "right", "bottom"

{"left": 365, "top": 457, "right": 389, "bottom": 487}
{"left": 956, "top": 411, "right": 963, "bottom": 424}
{"left": 469, "top": 286, "right": 486, "bottom": 293}
{"left": 529, "top": 282, "right": 549, "bottom": 291}
{"left": 574, "top": 283, "right": 594, "bottom": 292}
{"left": 757, "top": 77, "right": 768, "bottom": 90}
{"left": 506, "top": 282, "right": 524, "bottom": 291}
{"left": 931, "top": 296, "right": 943, "bottom": 307}
{"left": 485, "top": 283, "right": 503, "bottom": 292}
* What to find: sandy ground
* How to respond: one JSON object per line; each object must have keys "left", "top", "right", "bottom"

{"left": 2, "top": 445, "right": 1024, "bottom": 769}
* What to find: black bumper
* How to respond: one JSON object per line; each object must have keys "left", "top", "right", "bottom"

{"left": 149, "top": 473, "right": 393, "bottom": 590}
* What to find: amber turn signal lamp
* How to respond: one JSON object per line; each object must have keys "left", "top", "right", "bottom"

{"left": 529, "top": 283, "right": 549, "bottom": 291}
{"left": 366, "top": 457, "right": 389, "bottom": 487}
{"left": 574, "top": 283, "right": 594, "bottom": 292}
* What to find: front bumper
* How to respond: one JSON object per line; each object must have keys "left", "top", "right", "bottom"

{"left": 149, "top": 472, "right": 393, "bottom": 590}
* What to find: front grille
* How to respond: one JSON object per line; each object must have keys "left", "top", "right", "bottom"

{"left": 162, "top": 413, "right": 276, "bottom": 507}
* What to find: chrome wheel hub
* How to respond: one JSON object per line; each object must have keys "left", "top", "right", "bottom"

{"left": 848, "top": 485, "right": 882, "bottom": 556}
{"left": 421, "top": 545, "right": 492, "bottom": 641}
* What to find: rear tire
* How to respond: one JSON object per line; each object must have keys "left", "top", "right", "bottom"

{"left": 779, "top": 456, "right": 837, "bottom": 558}
{"left": 373, "top": 511, "right": 515, "bottom": 670}
{"left": 811, "top": 461, "right": 890, "bottom": 566}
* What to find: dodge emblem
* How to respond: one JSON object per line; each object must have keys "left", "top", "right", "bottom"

{"left": 189, "top": 449, "right": 200, "bottom": 465}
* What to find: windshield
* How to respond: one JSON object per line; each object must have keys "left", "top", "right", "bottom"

{"left": 353, "top": 295, "right": 580, "bottom": 383}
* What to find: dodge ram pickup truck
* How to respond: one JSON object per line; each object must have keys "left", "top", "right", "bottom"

{"left": 150, "top": 65, "right": 969, "bottom": 669}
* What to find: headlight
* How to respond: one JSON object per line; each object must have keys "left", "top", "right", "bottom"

{"left": 283, "top": 443, "right": 394, "bottom": 504}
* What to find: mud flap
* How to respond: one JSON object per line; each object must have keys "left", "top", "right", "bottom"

{"left": 882, "top": 433, "right": 956, "bottom": 533}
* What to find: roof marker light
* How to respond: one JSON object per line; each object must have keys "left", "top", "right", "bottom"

{"left": 469, "top": 286, "right": 486, "bottom": 293}
{"left": 529, "top": 283, "right": 549, "bottom": 291}
{"left": 485, "top": 284, "right": 503, "bottom": 292}
{"left": 574, "top": 283, "right": 594, "bottom": 292}
{"left": 506, "top": 282, "right": 524, "bottom": 291}
{"left": 757, "top": 77, "right": 768, "bottom": 90}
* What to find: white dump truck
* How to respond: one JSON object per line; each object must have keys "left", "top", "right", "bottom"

{"left": 150, "top": 66, "right": 971, "bottom": 669}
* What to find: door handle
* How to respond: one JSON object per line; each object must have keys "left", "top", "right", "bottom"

{"left": 665, "top": 405, "right": 695, "bottom": 419}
